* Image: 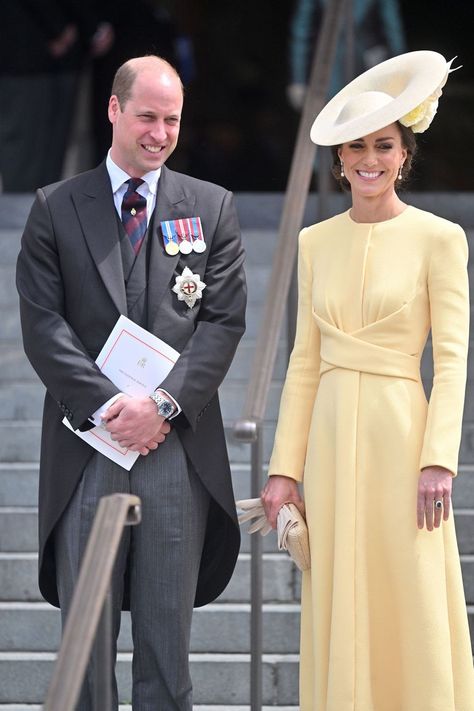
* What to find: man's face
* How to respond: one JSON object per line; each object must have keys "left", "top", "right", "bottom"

{"left": 108, "top": 68, "right": 183, "bottom": 177}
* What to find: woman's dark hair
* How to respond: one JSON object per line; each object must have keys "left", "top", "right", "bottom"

{"left": 330, "top": 122, "right": 417, "bottom": 191}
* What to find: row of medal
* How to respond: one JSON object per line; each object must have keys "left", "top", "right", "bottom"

{"left": 160, "top": 217, "right": 206, "bottom": 255}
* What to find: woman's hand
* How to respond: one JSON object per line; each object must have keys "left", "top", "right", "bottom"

{"left": 417, "top": 465, "right": 453, "bottom": 531}
{"left": 261, "top": 475, "right": 304, "bottom": 529}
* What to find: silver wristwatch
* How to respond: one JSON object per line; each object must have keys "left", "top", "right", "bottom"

{"left": 149, "top": 392, "right": 175, "bottom": 419}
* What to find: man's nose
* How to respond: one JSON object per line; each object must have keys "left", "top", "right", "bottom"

{"left": 149, "top": 121, "right": 167, "bottom": 141}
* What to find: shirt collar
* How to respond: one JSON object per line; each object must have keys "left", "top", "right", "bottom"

{"left": 106, "top": 151, "right": 161, "bottom": 196}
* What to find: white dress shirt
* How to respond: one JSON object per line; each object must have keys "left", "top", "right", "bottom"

{"left": 89, "top": 154, "right": 180, "bottom": 427}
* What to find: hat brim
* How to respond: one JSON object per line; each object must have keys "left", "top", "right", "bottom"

{"left": 310, "top": 51, "right": 449, "bottom": 146}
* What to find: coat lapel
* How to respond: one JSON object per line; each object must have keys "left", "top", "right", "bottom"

{"left": 147, "top": 166, "right": 197, "bottom": 327}
{"left": 72, "top": 163, "right": 127, "bottom": 315}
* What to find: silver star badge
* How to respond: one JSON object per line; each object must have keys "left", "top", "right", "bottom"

{"left": 172, "top": 267, "right": 206, "bottom": 308}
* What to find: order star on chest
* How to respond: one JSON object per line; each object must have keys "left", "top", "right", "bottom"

{"left": 172, "top": 267, "right": 206, "bottom": 308}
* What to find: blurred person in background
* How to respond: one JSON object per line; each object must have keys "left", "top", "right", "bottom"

{"left": 287, "top": 0, "right": 406, "bottom": 111}
{"left": 0, "top": 0, "right": 113, "bottom": 193}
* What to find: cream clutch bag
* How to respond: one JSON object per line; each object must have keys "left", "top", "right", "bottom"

{"left": 236, "top": 498, "right": 311, "bottom": 572}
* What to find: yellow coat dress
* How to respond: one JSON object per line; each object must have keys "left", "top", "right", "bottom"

{"left": 268, "top": 206, "right": 474, "bottom": 711}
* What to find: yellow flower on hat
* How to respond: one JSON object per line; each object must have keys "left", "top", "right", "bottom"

{"left": 400, "top": 98, "right": 439, "bottom": 133}
{"left": 399, "top": 64, "right": 451, "bottom": 134}
{"left": 400, "top": 101, "right": 429, "bottom": 127}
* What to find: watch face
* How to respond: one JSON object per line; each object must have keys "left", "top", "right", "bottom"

{"left": 159, "top": 400, "right": 174, "bottom": 418}
{"left": 150, "top": 394, "right": 174, "bottom": 418}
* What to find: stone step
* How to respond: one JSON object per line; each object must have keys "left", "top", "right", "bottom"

{"left": 0, "top": 231, "right": 23, "bottom": 265}
{"left": 0, "top": 424, "right": 41, "bottom": 463}
{"left": 0, "top": 502, "right": 280, "bottom": 555}
{"left": 1, "top": 461, "right": 474, "bottom": 509}
{"left": 0, "top": 509, "right": 37, "bottom": 552}
{"left": 0, "top": 602, "right": 300, "bottom": 654}
{"left": 0, "top": 347, "right": 36, "bottom": 381}
{"left": 0, "top": 267, "right": 17, "bottom": 305}
{"left": 460, "top": 426, "right": 474, "bottom": 466}
{"left": 0, "top": 195, "right": 35, "bottom": 230}
{"left": 454, "top": 510, "right": 474, "bottom": 554}
{"left": 0, "top": 386, "right": 45, "bottom": 422}
{"left": 0, "top": 652, "right": 298, "bottom": 705}
{"left": 0, "top": 599, "right": 471, "bottom": 656}
{"left": 225, "top": 340, "right": 288, "bottom": 381}
{"left": 0, "top": 464, "right": 39, "bottom": 507}
{"left": 0, "top": 313, "right": 22, "bottom": 341}
{"left": 7, "top": 417, "right": 474, "bottom": 467}
{"left": 0, "top": 552, "right": 301, "bottom": 604}
{"left": 463, "top": 555, "right": 474, "bottom": 604}
{"left": 2, "top": 550, "right": 474, "bottom": 606}
{"left": 2, "top": 502, "right": 474, "bottom": 555}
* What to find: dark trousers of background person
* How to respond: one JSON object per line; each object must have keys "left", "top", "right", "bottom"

{"left": 0, "top": 72, "right": 78, "bottom": 193}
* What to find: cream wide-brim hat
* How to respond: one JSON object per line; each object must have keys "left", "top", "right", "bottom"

{"left": 310, "top": 50, "right": 454, "bottom": 146}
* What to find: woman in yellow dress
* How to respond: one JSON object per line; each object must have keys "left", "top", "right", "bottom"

{"left": 261, "top": 51, "right": 474, "bottom": 710}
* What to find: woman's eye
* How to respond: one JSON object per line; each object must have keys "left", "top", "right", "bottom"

{"left": 349, "top": 143, "right": 363, "bottom": 149}
{"left": 379, "top": 144, "right": 393, "bottom": 150}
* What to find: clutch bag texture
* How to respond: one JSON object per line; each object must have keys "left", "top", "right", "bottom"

{"left": 276, "top": 502, "right": 311, "bottom": 572}
{"left": 235, "top": 498, "right": 311, "bottom": 571}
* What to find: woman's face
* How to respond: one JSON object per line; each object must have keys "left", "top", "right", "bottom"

{"left": 337, "top": 123, "right": 408, "bottom": 200}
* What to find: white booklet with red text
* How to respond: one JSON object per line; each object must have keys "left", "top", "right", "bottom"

{"left": 63, "top": 315, "right": 179, "bottom": 470}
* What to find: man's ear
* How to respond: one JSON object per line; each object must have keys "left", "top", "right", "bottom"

{"left": 108, "top": 95, "right": 120, "bottom": 125}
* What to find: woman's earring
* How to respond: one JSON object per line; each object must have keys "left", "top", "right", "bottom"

{"left": 398, "top": 164, "right": 404, "bottom": 180}
{"left": 340, "top": 161, "right": 345, "bottom": 178}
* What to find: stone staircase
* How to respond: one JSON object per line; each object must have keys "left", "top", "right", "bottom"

{"left": 0, "top": 192, "right": 473, "bottom": 709}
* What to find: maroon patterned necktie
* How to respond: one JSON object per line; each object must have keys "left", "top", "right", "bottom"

{"left": 121, "top": 178, "right": 147, "bottom": 254}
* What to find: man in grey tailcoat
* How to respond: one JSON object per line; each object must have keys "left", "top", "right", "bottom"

{"left": 16, "top": 55, "right": 246, "bottom": 710}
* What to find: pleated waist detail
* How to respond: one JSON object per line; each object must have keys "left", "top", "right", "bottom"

{"left": 313, "top": 312, "right": 420, "bottom": 382}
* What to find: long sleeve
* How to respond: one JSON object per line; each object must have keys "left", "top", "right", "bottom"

{"left": 158, "top": 190, "right": 246, "bottom": 430}
{"left": 268, "top": 229, "right": 321, "bottom": 481}
{"left": 419, "top": 223, "right": 469, "bottom": 475}
{"left": 16, "top": 189, "right": 121, "bottom": 430}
